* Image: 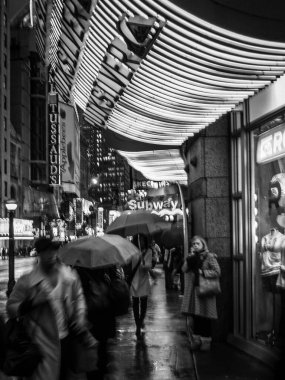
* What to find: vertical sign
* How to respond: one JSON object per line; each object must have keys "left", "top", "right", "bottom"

{"left": 98, "top": 207, "right": 104, "bottom": 230}
{"left": 48, "top": 70, "right": 60, "bottom": 185}
{"left": 59, "top": 102, "right": 80, "bottom": 195}
{"left": 75, "top": 198, "right": 83, "bottom": 225}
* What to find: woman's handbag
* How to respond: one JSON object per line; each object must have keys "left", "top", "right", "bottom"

{"left": 3, "top": 317, "right": 42, "bottom": 376}
{"left": 125, "top": 257, "right": 142, "bottom": 287}
{"left": 276, "top": 267, "right": 285, "bottom": 289}
{"left": 197, "top": 274, "right": 221, "bottom": 297}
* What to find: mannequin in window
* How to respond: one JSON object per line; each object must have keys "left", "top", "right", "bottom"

{"left": 260, "top": 228, "right": 283, "bottom": 280}
{"left": 259, "top": 228, "right": 284, "bottom": 345}
{"left": 269, "top": 173, "right": 285, "bottom": 212}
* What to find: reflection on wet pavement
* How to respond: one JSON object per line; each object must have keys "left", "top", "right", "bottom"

{"left": 105, "top": 266, "right": 196, "bottom": 379}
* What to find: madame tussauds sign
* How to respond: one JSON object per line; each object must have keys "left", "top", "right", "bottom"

{"left": 127, "top": 197, "right": 179, "bottom": 211}
{"left": 48, "top": 70, "right": 60, "bottom": 185}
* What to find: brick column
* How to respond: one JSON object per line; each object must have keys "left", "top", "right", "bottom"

{"left": 186, "top": 114, "right": 232, "bottom": 340}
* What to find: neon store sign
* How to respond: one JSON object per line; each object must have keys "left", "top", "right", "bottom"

{"left": 127, "top": 198, "right": 179, "bottom": 211}
{"left": 257, "top": 123, "right": 285, "bottom": 164}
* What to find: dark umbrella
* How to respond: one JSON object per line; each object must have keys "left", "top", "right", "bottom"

{"left": 58, "top": 234, "right": 140, "bottom": 268}
{"left": 106, "top": 210, "right": 170, "bottom": 237}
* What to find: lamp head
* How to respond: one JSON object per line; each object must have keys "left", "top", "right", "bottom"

{"left": 5, "top": 199, "right": 18, "bottom": 212}
{"left": 91, "top": 177, "right": 98, "bottom": 185}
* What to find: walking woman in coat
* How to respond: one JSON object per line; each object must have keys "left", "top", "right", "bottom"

{"left": 131, "top": 234, "right": 152, "bottom": 339}
{"left": 181, "top": 235, "right": 221, "bottom": 351}
{"left": 6, "top": 237, "right": 96, "bottom": 380}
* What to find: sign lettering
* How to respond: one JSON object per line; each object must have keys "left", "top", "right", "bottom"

{"left": 85, "top": 14, "right": 164, "bottom": 128}
{"left": 257, "top": 123, "right": 285, "bottom": 164}
{"left": 48, "top": 72, "right": 60, "bottom": 185}
{"left": 127, "top": 198, "right": 179, "bottom": 211}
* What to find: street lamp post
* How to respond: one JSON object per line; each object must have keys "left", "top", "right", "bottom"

{"left": 5, "top": 199, "right": 18, "bottom": 297}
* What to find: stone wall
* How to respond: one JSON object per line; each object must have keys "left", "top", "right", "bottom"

{"left": 185, "top": 114, "right": 233, "bottom": 340}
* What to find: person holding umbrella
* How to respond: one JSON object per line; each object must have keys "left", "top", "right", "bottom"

{"left": 130, "top": 234, "right": 153, "bottom": 339}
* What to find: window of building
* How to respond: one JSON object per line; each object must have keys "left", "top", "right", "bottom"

{"left": 253, "top": 111, "right": 285, "bottom": 347}
{"left": 4, "top": 138, "right": 7, "bottom": 152}
{"left": 4, "top": 54, "right": 7, "bottom": 68}
{"left": 4, "top": 96, "right": 7, "bottom": 110}
{"left": 4, "top": 160, "right": 7, "bottom": 174}
{"left": 4, "top": 117, "right": 7, "bottom": 131}
{"left": 3, "top": 75, "right": 7, "bottom": 89}
{"left": 4, "top": 182, "right": 7, "bottom": 197}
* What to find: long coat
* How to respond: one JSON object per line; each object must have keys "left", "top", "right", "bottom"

{"left": 6, "top": 263, "right": 89, "bottom": 380}
{"left": 181, "top": 251, "right": 221, "bottom": 319}
{"left": 130, "top": 248, "right": 152, "bottom": 298}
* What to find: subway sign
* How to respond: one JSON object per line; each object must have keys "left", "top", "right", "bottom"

{"left": 257, "top": 123, "right": 285, "bottom": 164}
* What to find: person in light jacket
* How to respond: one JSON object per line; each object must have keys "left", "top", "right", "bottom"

{"left": 181, "top": 235, "right": 221, "bottom": 351}
{"left": 6, "top": 237, "right": 96, "bottom": 380}
{"left": 131, "top": 234, "right": 152, "bottom": 339}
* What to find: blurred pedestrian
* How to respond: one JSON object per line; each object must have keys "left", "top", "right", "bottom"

{"left": 171, "top": 245, "right": 184, "bottom": 292}
{"left": 163, "top": 246, "right": 176, "bottom": 290}
{"left": 151, "top": 240, "right": 161, "bottom": 268}
{"left": 0, "top": 315, "right": 5, "bottom": 373}
{"left": 76, "top": 265, "right": 120, "bottom": 380}
{"left": 6, "top": 236, "right": 96, "bottom": 380}
{"left": 181, "top": 235, "right": 221, "bottom": 351}
{"left": 131, "top": 234, "right": 152, "bottom": 339}
{"left": 1, "top": 247, "right": 6, "bottom": 260}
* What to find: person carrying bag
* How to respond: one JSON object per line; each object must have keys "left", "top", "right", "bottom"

{"left": 181, "top": 235, "right": 221, "bottom": 351}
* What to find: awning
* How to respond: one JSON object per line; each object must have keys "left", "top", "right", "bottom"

{"left": 33, "top": 0, "right": 285, "bottom": 182}
{"left": 0, "top": 218, "right": 34, "bottom": 240}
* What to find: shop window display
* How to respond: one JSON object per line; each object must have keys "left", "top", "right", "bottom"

{"left": 254, "top": 114, "right": 285, "bottom": 348}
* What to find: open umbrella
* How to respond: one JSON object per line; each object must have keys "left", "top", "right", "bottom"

{"left": 106, "top": 210, "right": 170, "bottom": 237}
{"left": 57, "top": 234, "right": 140, "bottom": 268}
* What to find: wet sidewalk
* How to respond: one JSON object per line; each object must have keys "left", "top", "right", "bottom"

{"left": 105, "top": 267, "right": 196, "bottom": 379}
{"left": 104, "top": 265, "right": 275, "bottom": 380}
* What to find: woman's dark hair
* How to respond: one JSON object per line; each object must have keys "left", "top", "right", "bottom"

{"left": 34, "top": 237, "right": 61, "bottom": 253}
{"left": 132, "top": 234, "right": 148, "bottom": 249}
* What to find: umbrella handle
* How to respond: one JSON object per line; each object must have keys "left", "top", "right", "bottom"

{"left": 138, "top": 233, "right": 141, "bottom": 251}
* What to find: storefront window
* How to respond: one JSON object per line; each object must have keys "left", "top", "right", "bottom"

{"left": 253, "top": 112, "right": 285, "bottom": 348}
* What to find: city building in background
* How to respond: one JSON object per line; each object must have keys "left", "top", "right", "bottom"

{"left": 88, "top": 127, "right": 131, "bottom": 230}
{"left": 0, "top": 0, "right": 10, "bottom": 217}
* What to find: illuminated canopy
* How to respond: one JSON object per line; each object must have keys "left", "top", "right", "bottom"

{"left": 33, "top": 0, "right": 285, "bottom": 182}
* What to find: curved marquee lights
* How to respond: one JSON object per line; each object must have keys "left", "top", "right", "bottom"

{"left": 117, "top": 149, "right": 188, "bottom": 183}
{"left": 80, "top": 0, "right": 285, "bottom": 145}
{"left": 33, "top": 0, "right": 285, "bottom": 182}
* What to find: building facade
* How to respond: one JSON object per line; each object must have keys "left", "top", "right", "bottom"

{"left": 0, "top": 0, "right": 10, "bottom": 217}
{"left": 89, "top": 128, "right": 131, "bottom": 211}
{"left": 184, "top": 73, "right": 285, "bottom": 366}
